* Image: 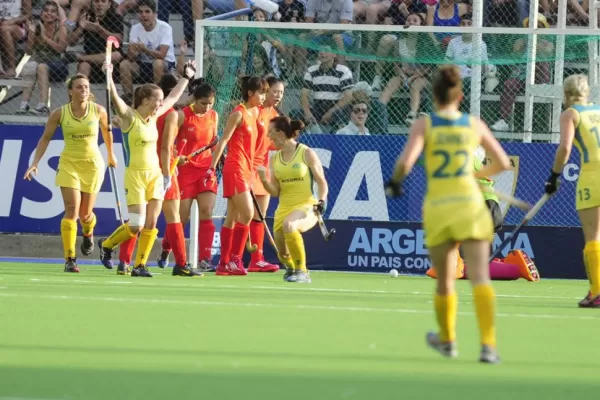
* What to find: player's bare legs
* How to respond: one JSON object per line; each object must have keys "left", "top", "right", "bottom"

{"left": 281, "top": 209, "right": 318, "bottom": 283}
{"left": 462, "top": 239, "right": 500, "bottom": 363}
{"left": 60, "top": 187, "right": 82, "bottom": 272}
{"left": 577, "top": 207, "right": 600, "bottom": 307}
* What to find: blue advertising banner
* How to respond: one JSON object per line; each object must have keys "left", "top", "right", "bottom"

{"left": 0, "top": 125, "right": 586, "bottom": 278}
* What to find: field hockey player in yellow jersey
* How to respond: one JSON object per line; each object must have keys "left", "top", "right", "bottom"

{"left": 546, "top": 74, "right": 600, "bottom": 307}
{"left": 385, "top": 65, "right": 511, "bottom": 363}
{"left": 24, "top": 74, "right": 116, "bottom": 273}
{"left": 257, "top": 116, "right": 328, "bottom": 283}
{"left": 98, "top": 60, "right": 196, "bottom": 277}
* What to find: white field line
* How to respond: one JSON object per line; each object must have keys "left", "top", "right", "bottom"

{"left": 0, "top": 292, "right": 597, "bottom": 321}
{"left": 23, "top": 278, "right": 581, "bottom": 300}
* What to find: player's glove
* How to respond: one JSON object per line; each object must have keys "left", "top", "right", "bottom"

{"left": 163, "top": 175, "right": 172, "bottom": 192}
{"left": 204, "top": 168, "right": 217, "bottom": 188}
{"left": 182, "top": 60, "right": 196, "bottom": 80}
{"left": 544, "top": 170, "right": 561, "bottom": 194}
{"left": 384, "top": 179, "right": 403, "bottom": 198}
{"left": 314, "top": 200, "right": 326, "bottom": 215}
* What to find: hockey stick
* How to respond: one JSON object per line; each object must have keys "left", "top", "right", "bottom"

{"left": 169, "top": 136, "right": 218, "bottom": 176}
{"left": 250, "top": 190, "right": 278, "bottom": 256}
{"left": 489, "top": 193, "right": 552, "bottom": 262}
{"left": 105, "top": 36, "right": 122, "bottom": 224}
{"left": 494, "top": 190, "right": 532, "bottom": 211}
{"left": 315, "top": 207, "right": 335, "bottom": 241}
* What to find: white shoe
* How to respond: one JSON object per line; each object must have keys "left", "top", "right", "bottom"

{"left": 371, "top": 75, "right": 382, "bottom": 91}
{"left": 491, "top": 119, "right": 510, "bottom": 131}
{"left": 426, "top": 331, "right": 458, "bottom": 358}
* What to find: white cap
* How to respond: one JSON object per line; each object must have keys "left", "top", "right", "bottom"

{"left": 353, "top": 81, "right": 373, "bottom": 97}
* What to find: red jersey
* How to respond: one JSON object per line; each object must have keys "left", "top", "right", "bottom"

{"left": 178, "top": 105, "right": 218, "bottom": 171}
{"left": 224, "top": 104, "right": 258, "bottom": 178}
{"left": 156, "top": 107, "right": 176, "bottom": 169}
{"left": 254, "top": 106, "right": 279, "bottom": 168}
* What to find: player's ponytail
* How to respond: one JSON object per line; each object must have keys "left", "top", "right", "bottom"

{"left": 271, "top": 116, "right": 305, "bottom": 139}
{"left": 564, "top": 74, "right": 589, "bottom": 107}
{"left": 432, "top": 65, "right": 463, "bottom": 106}
{"left": 158, "top": 73, "right": 178, "bottom": 97}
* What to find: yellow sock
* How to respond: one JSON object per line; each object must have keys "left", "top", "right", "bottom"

{"left": 473, "top": 284, "right": 497, "bottom": 347}
{"left": 434, "top": 292, "right": 457, "bottom": 342}
{"left": 584, "top": 241, "right": 600, "bottom": 296}
{"left": 135, "top": 228, "right": 158, "bottom": 266}
{"left": 103, "top": 223, "right": 136, "bottom": 249}
{"left": 60, "top": 218, "right": 77, "bottom": 260}
{"left": 284, "top": 231, "right": 307, "bottom": 272}
{"left": 278, "top": 254, "right": 296, "bottom": 271}
{"left": 80, "top": 213, "right": 97, "bottom": 237}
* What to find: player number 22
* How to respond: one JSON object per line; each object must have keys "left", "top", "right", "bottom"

{"left": 432, "top": 150, "right": 469, "bottom": 178}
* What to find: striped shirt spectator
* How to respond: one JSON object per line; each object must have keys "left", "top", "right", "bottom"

{"left": 301, "top": 50, "right": 353, "bottom": 124}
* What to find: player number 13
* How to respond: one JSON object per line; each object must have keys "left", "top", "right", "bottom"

{"left": 579, "top": 188, "right": 591, "bottom": 201}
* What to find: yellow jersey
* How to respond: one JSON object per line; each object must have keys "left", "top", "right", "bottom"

{"left": 59, "top": 101, "right": 101, "bottom": 159}
{"left": 571, "top": 103, "right": 600, "bottom": 168}
{"left": 423, "top": 111, "right": 482, "bottom": 206}
{"left": 273, "top": 143, "right": 315, "bottom": 208}
{"left": 122, "top": 111, "right": 160, "bottom": 171}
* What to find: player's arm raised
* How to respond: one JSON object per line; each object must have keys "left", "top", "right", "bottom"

{"left": 306, "top": 148, "right": 328, "bottom": 205}
{"left": 158, "top": 61, "right": 196, "bottom": 115}
{"left": 474, "top": 118, "right": 511, "bottom": 179}
{"left": 98, "top": 104, "right": 117, "bottom": 168}
{"left": 161, "top": 111, "right": 179, "bottom": 178}
{"left": 258, "top": 154, "right": 280, "bottom": 197}
{"left": 105, "top": 63, "right": 133, "bottom": 125}
{"left": 24, "top": 108, "right": 61, "bottom": 180}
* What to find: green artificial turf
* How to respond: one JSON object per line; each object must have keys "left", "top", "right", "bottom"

{"left": 0, "top": 262, "right": 598, "bottom": 399}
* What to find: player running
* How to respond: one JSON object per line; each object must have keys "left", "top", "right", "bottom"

{"left": 235, "top": 76, "right": 284, "bottom": 273}
{"left": 257, "top": 116, "right": 329, "bottom": 283}
{"left": 117, "top": 74, "right": 202, "bottom": 277}
{"left": 160, "top": 80, "right": 219, "bottom": 273}
{"left": 546, "top": 74, "right": 600, "bottom": 307}
{"left": 98, "top": 60, "right": 195, "bottom": 277}
{"left": 385, "top": 65, "right": 511, "bottom": 363}
{"left": 206, "top": 76, "right": 268, "bottom": 276}
{"left": 24, "top": 74, "right": 116, "bottom": 273}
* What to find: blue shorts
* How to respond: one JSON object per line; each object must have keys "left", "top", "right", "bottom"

{"left": 206, "top": 0, "right": 235, "bottom": 14}
{"left": 137, "top": 61, "right": 177, "bottom": 83}
{"left": 46, "top": 61, "right": 69, "bottom": 83}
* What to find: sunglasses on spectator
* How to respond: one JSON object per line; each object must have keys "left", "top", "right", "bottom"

{"left": 353, "top": 107, "right": 368, "bottom": 114}
{"left": 42, "top": 6, "right": 56, "bottom": 11}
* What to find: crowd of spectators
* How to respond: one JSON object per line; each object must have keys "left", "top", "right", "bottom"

{"left": 0, "top": 0, "right": 591, "bottom": 133}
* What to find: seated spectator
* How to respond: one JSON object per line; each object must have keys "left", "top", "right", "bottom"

{"left": 0, "top": 0, "right": 32, "bottom": 77}
{"left": 491, "top": 15, "right": 553, "bottom": 132}
{"left": 305, "top": 0, "right": 354, "bottom": 55}
{"left": 178, "top": 41, "right": 223, "bottom": 84}
{"left": 248, "top": 8, "right": 285, "bottom": 78}
{"left": 445, "top": 13, "right": 498, "bottom": 106}
{"left": 274, "top": 0, "right": 306, "bottom": 22}
{"left": 247, "top": 44, "right": 276, "bottom": 77}
{"left": 119, "top": 0, "right": 176, "bottom": 104}
{"left": 426, "top": 0, "right": 469, "bottom": 48}
{"left": 323, "top": 81, "right": 389, "bottom": 133}
{"left": 353, "top": 0, "right": 391, "bottom": 49}
{"left": 195, "top": 0, "right": 247, "bottom": 20}
{"left": 372, "top": 7, "right": 428, "bottom": 90}
{"left": 336, "top": 101, "right": 370, "bottom": 135}
{"left": 17, "top": 1, "right": 68, "bottom": 115}
{"left": 273, "top": 0, "right": 306, "bottom": 77}
{"left": 483, "top": 0, "right": 518, "bottom": 27}
{"left": 157, "top": 0, "right": 193, "bottom": 44}
{"left": 67, "top": 0, "right": 124, "bottom": 82}
{"left": 378, "top": 13, "right": 437, "bottom": 125}
{"left": 297, "top": 47, "right": 354, "bottom": 133}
